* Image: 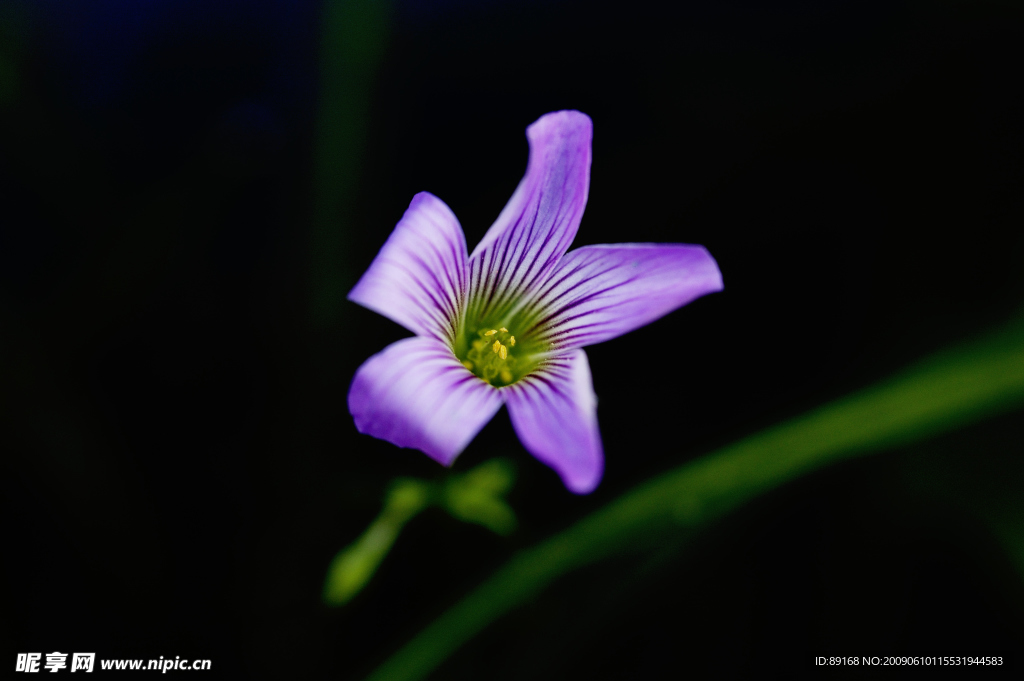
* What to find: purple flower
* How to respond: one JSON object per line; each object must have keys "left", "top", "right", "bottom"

{"left": 348, "top": 111, "right": 723, "bottom": 493}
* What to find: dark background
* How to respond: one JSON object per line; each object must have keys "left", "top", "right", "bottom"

{"left": 3, "top": 0, "right": 1024, "bottom": 678}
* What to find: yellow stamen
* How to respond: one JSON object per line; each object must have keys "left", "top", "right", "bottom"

{"left": 484, "top": 329, "right": 497, "bottom": 336}
{"left": 462, "top": 360, "right": 474, "bottom": 371}
{"left": 499, "top": 327, "right": 508, "bottom": 332}
{"left": 509, "top": 336, "right": 515, "bottom": 346}
{"left": 492, "top": 340, "right": 500, "bottom": 353}
{"left": 499, "top": 344, "right": 507, "bottom": 360}
{"left": 500, "top": 369, "right": 512, "bottom": 383}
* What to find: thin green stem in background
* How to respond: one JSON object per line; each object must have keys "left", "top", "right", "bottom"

{"left": 311, "top": 0, "right": 391, "bottom": 326}
{"left": 365, "top": 317, "right": 1024, "bottom": 681}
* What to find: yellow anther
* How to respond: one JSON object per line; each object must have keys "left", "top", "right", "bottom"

{"left": 462, "top": 326, "right": 521, "bottom": 386}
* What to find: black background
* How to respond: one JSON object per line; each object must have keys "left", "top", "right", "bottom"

{"left": 3, "top": 0, "right": 1024, "bottom": 678}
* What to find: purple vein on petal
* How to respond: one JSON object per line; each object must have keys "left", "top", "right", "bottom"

{"left": 534, "top": 273, "right": 648, "bottom": 333}
{"left": 503, "top": 349, "right": 602, "bottom": 494}
{"left": 522, "top": 243, "right": 724, "bottom": 351}
{"left": 468, "top": 111, "right": 592, "bottom": 323}
{"left": 349, "top": 337, "right": 504, "bottom": 466}
{"left": 376, "top": 253, "right": 458, "bottom": 340}
{"left": 349, "top": 192, "right": 469, "bottom": 343}
{"left": 386, "top": 252, "right": 456, "bottom": 323}
{"left": 514, "top": 258, "right": 621, "bottom": 328}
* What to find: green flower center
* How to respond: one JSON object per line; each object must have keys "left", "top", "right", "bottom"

{"left": 458, "top": 326, "right": 536, "bottom": 387}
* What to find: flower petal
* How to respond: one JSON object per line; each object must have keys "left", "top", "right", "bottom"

{"left": 349, "top": 192, "right": 468, "bottom": 343}
{"left": 503, "top": 349, "right": 603, "bottom": 494}
{"left": 468, "top": 111, "right": 592, "bottom": 322}
{"left": 521, "top": 244, "right": 723, "bottom": 351}
{"left": 349, "top": 337, "right": 503, "bottom": 466}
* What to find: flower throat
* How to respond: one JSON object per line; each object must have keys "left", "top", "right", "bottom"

{"left": 461, "top": 327, "right": 520, "bottom": 387}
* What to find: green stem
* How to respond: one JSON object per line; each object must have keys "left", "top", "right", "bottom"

{"left": 323, "top": 479, "right": 430, "bottom": 606}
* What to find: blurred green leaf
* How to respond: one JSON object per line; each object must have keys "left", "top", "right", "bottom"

{"left": 442, "top": 459, "right": 517, "bottom": 535}
{"left": 365, "top": 316, "right": 1024, "bottom": 681}
{"left": 323, "top": 461, "right": 517, "bottom": 606}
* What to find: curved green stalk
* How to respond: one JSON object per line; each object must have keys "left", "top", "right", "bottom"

{"left": 365, "top": 318, "right": 1024, "bottom": 681}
